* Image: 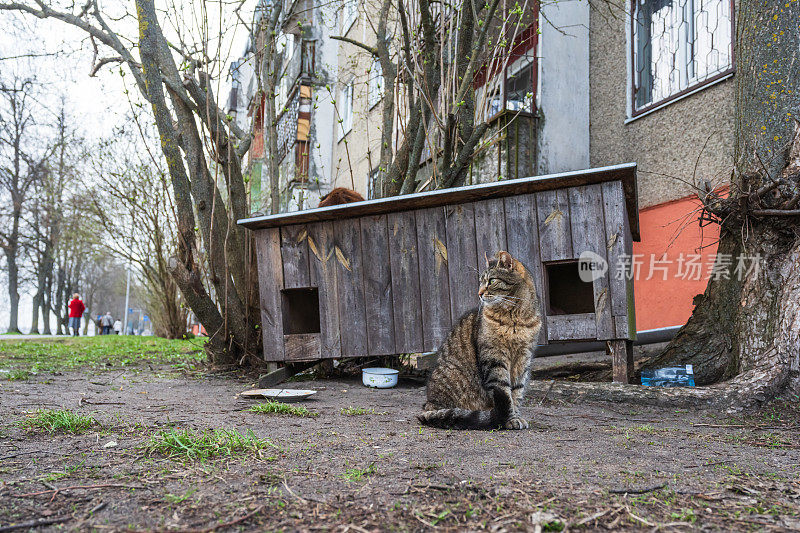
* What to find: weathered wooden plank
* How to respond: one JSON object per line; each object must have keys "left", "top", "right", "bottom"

{"left": 388, "top": 211, "right": 423, "bottom": 353}
{"left": 603, "top": 180, "right": 636, "bottom": 340}
{"left": 546, "top": 313, "right": 597, "bottom": 341}
{"left": 613, "top": 316, "right": 632, "bottom": 339}
{"left": 284, "top": 334, "right": 321, "bottom": 362}
{"left": 258, "top": 361, "right": 318, "bottom": 388}
{"left": 360, "top": 215, "right": 396, "bottom": 355}
{"left": 569, "top": 184, "right": 615, "bottom": 340}
{"left": 536, "top": 189, "right": 573, "bottom": 261}
{"left": 445, "top": 203, "right": 480, "bottom": 321}
{"left": 254, "top": 228, "right": 285, "bottom": 362}
{"left": 307, "top": 221, "right": 341, "bottom": 359}
{"left": 333, "top": 218, "right": 368, "bottom": 356}
{"left": 415, "top": 206, "right": 453, "bottom": 352}
{"left": 473, "top": 198, "right": 508, "bottom": 265}
{"left": 504, "top": 194, "right": 547, "bottom": 345}
{"left": 608, "top": 339, "right": 634, "bottom": 384}
{"left": 238, "top": 163, "right": 641, "bottom": 241}
{"left": 280, "top": 224, "right": 311, "bottom": 288}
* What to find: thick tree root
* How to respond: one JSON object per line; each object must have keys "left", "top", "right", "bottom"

{"left": 528, "top": 361, "right": 796, "bottom": 412}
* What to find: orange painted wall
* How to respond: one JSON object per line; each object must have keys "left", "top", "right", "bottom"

{"left": 632, "top": 196, "right": 720, "bottom": 331}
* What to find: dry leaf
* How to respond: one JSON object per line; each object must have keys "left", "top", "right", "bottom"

{"left": 335, "top": 246, "right": 351, "bottom": 271}
{"left": 595, "top": 288, "right": 608, "bottom": 312}
{"left": 307, "top": 235, "right": 322, "bottom": 261}
{"left": 544, "top": 209, "right": 563, "bottom": 225}
{"left": 296, "top": 228, "right": 308, "bottom": 243}
{"left": 606, "top": 233, "right": 618, "bottom": 250}
{"left": 433, "top": 237, "right": 448, "bottom": 262}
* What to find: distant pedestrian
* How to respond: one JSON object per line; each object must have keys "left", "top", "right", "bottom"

{"left": 113, "top": 319, "right": 122, "bottom": 335}
{"left": 67, "top": 294, "right": 85, "bottom": 337}
{"left": 101, "top": 312, "right": 114, "bottom": 335}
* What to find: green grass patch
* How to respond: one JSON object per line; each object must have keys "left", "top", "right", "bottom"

{"left": 40, "top": 459, "right": 88, "bottom": 482}
{"left": 145, "top": 428, "right": 279, "bottom": 461}
{"left": 249, "top": 400, "right": 317, "bottom": 417}
{"left": 3, "top": 369, "right": 31, "bottom": 381}
{"left": 22, "top": 409, "right": 99, "bottom": 434}
{"left": 164, "top": 488, "right": 197, "bottom": 504}
{"left": 340, "top": 406, "right": 380, "bottom": 416}
{"left": 341, "top": 462, "right": 376, "bottom": 482}
{"left": 0, "top": 336, "right": 204, "bottom": 373}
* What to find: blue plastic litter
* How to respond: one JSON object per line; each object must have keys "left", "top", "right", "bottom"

{"left": 640, "top": 365, "right": 695, "bottom": 387}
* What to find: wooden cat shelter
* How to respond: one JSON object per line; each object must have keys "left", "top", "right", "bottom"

{"left": 238, "top": 163, "right": 640, "bottom": 383}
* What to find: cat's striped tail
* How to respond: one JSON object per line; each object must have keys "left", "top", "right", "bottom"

{"left": 417, "top": 408, "right": 498, "bottom": 430}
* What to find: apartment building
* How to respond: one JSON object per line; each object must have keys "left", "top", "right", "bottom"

{"left": 230, "top": 0, "right": 735, "bottom": 332}
{"left": 589, "top": 0, "right": 734, "bottom": 330}
{"left": 229, "top": 0, "right": 340, "bottom": 213}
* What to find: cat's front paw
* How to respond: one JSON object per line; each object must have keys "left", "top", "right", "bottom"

{"left": 504, "top": 416, "right": 529, "bottom": 430}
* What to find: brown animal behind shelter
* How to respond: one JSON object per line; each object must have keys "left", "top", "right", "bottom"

{"left": 318, "top": 188, "right": 364, "bottom": 207}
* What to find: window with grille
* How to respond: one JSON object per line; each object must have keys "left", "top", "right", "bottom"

{"left": 631, "top": 0, "right": 733, "bottom": 116}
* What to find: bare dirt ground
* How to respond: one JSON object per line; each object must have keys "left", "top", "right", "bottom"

{"left": 1, "top": 345, "right": 799, "bottom": 532}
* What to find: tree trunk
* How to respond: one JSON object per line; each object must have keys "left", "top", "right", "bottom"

{"left": 5, "top": 247, "right": 20, "bottom": 333}
{"left": 260, "top": 4, "right": 282, "bottom": 215}
{"left": 54, "top": 265, "right": 66, "bottom": 335}
{"left": 30, "top": 292, "right": 40, "bottom": 334}
{"left": 41, "top": 266, "right": 53, "bottom": 335}
{"left": 530, "top": 0, "right": 800, "bottom": 409}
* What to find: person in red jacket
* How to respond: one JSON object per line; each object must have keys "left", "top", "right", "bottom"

{"left": 67, "top": 293, "right": 85, "bottom": 337}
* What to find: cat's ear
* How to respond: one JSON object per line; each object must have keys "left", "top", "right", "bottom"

{"left": 497, "top": 251, "right": 513, "bottom": 270}
{"left": 484, "top": 251, "right": 490, "bottom": 268}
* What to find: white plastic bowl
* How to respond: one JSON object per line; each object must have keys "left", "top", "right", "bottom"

{"left": 362, "top": 367, "right": 399, "bottom": 388}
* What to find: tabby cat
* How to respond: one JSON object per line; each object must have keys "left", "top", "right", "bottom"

{"left": 418, "top": 251, "right": 542, "bottom": 430}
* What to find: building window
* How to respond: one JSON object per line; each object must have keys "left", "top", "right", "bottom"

{"left": 632, "top": 0, "right": 733, "bottom": 116}
{"left": 341, "top": 0, "right": 358, "bottom": 34}
{"left": 338, "top": 80, "right": 353, "bottom": 140}
{"left": 300, "top": 40, "right": 316, "bottom": 78}
{"left": 368, "top": 58, "right": 383, "bottom": 109}
{"left": 473, "top": 25, "right": 538, "bottom": 122}
{"left": 295, "top": 140, "right": 310, "bottom": 182}
{"left": 504, "top": 55, "right": 535, "bottom": 113}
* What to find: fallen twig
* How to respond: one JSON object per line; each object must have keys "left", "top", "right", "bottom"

{"left": 282, "top": 475, "right": 329, "bottom": 506}
{"left": 412, "top": 512, "right": 436, "bottom": 528}
{"left": 411, "top": 483, "right": 452, "bottom": 492}
{"left": 610, "top": 482, "right": 667, "bottom": 495}
{"left": 574, "top": 506, "right": 618, "bottom": 526}
{"left": 282, "top": 476, "right": 308, "bottom": 504}
{"left": 538, "top": 380, "right": 556, "bottom": 406}
{"left": 175, "top": 505, "right": 266, "bottom": 533}
{"left": 0, "top": 451, "right": 39, "bottom": 461}
{"left": 626, "top": 507, "right": 655, "bottom": 527}
{"left": 79, "top": 398, "right": 126, "bottom": 406}
{"left": 0, "top": 516, "right": 71, "bottom": 532}
{"left": 13, "top": 483, "right": 144, "bottom": 500}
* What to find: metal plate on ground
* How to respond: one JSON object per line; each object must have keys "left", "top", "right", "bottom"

{"left": 239, "top": 388, "right": 317, "bottom": 402}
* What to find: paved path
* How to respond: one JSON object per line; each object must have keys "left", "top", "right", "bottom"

{"left": 0, "top": 334, "right": 72, "bottom": 340}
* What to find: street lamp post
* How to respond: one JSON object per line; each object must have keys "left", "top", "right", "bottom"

{"left": 122, "top": 269, "right": 131, "bottom": 336}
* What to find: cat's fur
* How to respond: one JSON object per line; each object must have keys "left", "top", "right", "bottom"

{"left": 318, "top": 187, "right": 364, "bottom": 207}
{"left": 418, "top": 251, "right": 542, "bottom": 430}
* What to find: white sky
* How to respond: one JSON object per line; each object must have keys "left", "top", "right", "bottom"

{"left": 0, "top": 0, "right": 255, "bottom": 332}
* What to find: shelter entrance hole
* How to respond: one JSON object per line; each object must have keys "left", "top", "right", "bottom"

{"left": 281, "top": 287, "right": 321, "bottom": 335}
{"left": 544, "top": 261, "right": 594, "bottom": 315}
